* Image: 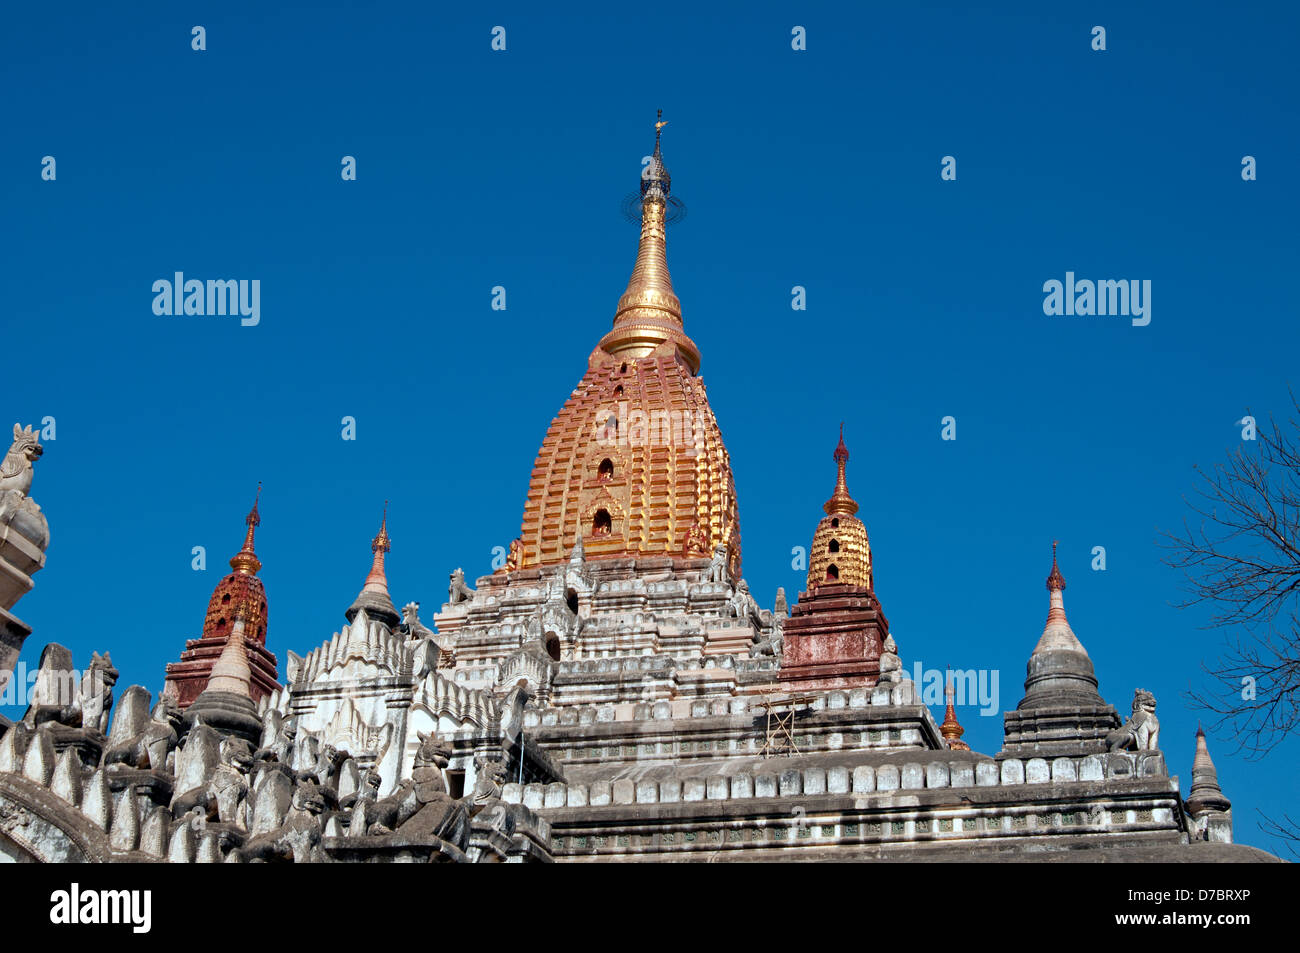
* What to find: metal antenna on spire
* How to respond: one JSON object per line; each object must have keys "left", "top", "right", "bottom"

{"left": 622, "top": 109, "right": 688, "bottom": 226}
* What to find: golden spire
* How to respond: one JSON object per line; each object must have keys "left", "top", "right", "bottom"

{"left": 940, "top": 669, "right": 971, "bottom": 750}
{"left": 597, "top": 109, "right": 701, "bottom": 374}
{"left": 362, "top": 502, "right": 391, "bottom": 595}
{"left": 228, "top": 483, "right": 263, "bottom": 575}
{"left": 823, "top": 423, "right": 860, "bottom": 516}
{"left": 806, "top": 426, "right": 872, "bottom": 590}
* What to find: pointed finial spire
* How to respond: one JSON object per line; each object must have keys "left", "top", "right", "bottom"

{"left": 940, "top": 668, "right": 971, "bottom": 750}
{"left": 346, "top": 503, "right": 401, "bottom": 628}
{"left": 1044, "top": 540, "right": 1069, "bottom": 625}
{"left": 1047, "top": 539, "right": 1066, "bottom": 592}
{"left": 599, "top": 110, "right": 700, "bottom": 373}
{"left": 364, "top": 502, "right": 391, "bottom": 593}
{"left": 824, "top": 424, "right": 860, "bottom": 516}
{"left": 1187, "top": 725, "right": 1232, "bottom": 815}
{"left": 229, "top": 483, "right": 263, "bottom": 575}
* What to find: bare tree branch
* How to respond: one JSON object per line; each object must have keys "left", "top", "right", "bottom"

{"left": 1257, "top": 811, "right": 1300, "bottom": 860}
{"left": 1160, "top": 388, "right": 1300, "bottom": 774}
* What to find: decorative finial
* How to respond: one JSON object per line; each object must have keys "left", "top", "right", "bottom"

{"left": 247, "top": 482, "right": 262, "bottom": 528}
{"left": 940, "top": 668, "right": 970, "bottom": 749}
{"left": 372, "top": 501, "right": 391, "bottom": 555}
{"left": 1046, "top": 540, "right": 1066, "bottom": 592}
{"left": 833, "top": 421, "right": 849, "bottom": 464}
{"left": 361, "top": 503, "right": 392, "bottom": 596}
{"left": 229, "top": 484, "right": 264, "bottom": 575}
{"left": 824, "top": 425, "right": 859, "bottom": 516}
{"left": 599, "top": 107, "right": 699, "bottom": 372}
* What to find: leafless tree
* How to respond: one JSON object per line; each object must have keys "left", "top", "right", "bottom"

{"left": 1162, "top": 389, "right": 1300, "bottom": 759}
{"left": 1257, "top": 811, "right": 1300, "bottom": 860}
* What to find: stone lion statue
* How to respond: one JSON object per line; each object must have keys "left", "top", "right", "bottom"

{"left": 0, "top": 424, "right": 42, "bottom": 497}
{"left": 1107, "top": 689, "right": 1159, "bottom": 752}
{"left": 447, "top": 568, "right": 474, "bottom": 604}
{"left": 352, "top": 733, "right": 469, "bottom": 849}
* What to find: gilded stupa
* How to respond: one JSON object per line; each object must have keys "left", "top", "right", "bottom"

{"left": 805, "top": 424, "right": 872, "bottom": 591}
{"left": 516, "top": 113, "right": 740, "bottom": 578}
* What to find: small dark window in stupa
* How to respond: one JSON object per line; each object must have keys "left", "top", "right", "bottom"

{"left": 545, "top": 634, "right": 562, "bottom": 661}
{"left": 566, "top": 588, "right": 579, "bottom": 615}
{"left": 614, "top": 385, "right": 624, "bottom": 396}
{"left": 831, "top": 518, "right": 840, "bottom": 528}
{"left": 598, "top": 458, "right": 614, "bottom": 480}
{"left": 829, "top": 539, "right": 840, "bottom": 553}
{"left": 593, "top": 509, "right": 612, "bottom": 535}
{"left": 826, "top": 565, "right": 839, "bottom": 581}
{"left": 620, "top": 362, "right": 628, "bottom": 373}
{"left": 222, "top": 593, "right": 232, "bottom": 603}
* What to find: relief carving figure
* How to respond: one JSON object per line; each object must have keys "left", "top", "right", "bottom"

{"left": 78, "top": 652, "right": 119, "bottom": 734}
{"left": 104, "top": 687, "right": 178, "bottom": 770}
{"left": 256, "top": 714, "right": 297, "bottom": 765}
{"left": 236, "top": 776, "right": 325, "bottom": 864}
{"left": 351, "top": 733, "right": 469, "bottom": 849}
{"left": 207, "top": 737, "right": 253, "bottom": 829}
{"left": 1107, "top": 689, "right": 1160, "bottom": 752}
{"left": 470, "top": 755, "right": 506, "bottom": 810}
{"left": 468, "top": 755, "right": 514, "bottom": 839}
{"left": 506, "top": 538, "right": 524, "bottom": 572}
{"left": 878, "top": 634, "right": 902, "bottom": 684}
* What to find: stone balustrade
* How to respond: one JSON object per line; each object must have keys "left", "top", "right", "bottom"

{"left": 500, "top": 750, "right": 1169, "bottom": 809}
{"left": 520, "top": 681, "right": 928, "bottom": 728}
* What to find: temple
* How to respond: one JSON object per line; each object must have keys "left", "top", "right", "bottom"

{"left": 0, "top": 117, "right": 1277, "bottom": 863}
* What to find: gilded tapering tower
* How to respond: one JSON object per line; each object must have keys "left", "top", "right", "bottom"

{"left": 515, "top": 114, "right": 741, "bottom": 577}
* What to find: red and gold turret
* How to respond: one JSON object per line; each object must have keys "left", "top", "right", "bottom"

{"left": 164, "top": 486, "right": 279, "bottom": 709}
{"left": 779, "top": 429, "right": 888, "bottom": 691}
{"left": 806, "top": 424, "right": 872, "bottom": 591}
{"left": 513, "top": 112, "right": 741, "bottom": 576}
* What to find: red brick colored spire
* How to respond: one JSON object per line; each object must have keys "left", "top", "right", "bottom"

{"left": 940, "top": 669, "right": 970, "bottom": 751}
{"left": 362, "top": 503, "right": 391, "bottom": 595}
{"left": 163, "top": 490, "right": 278, "bottom": 709}
{"left": 229, "top": 483, "right": 262, "bottom": 575}
{"left": 1045, "top": 540, "right": 1069, "bottom": 627}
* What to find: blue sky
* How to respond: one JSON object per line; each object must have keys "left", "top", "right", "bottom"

{"left": 3, "top": 2, "right": 1296, "bottom": 852}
